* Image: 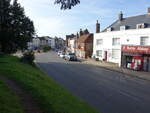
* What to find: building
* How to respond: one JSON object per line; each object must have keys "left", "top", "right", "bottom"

{"left": 93, "top": 8, "right": 150, "bottom": 71}
{"left": 121, "top": 45, "right": 150, "bottom": 71}
{"left": 76, "top": 29, "right": 93, "bottom": 58}
{"left": 28, "top": 36, "right": 65, "bottom": 50}
{"left": 50, "top": 38, "right": 56, "bottom": 49}
{"left": 27, "top": 37, "right": 40, "bottom": 50}
{"left": 39, "top": 37, "right": 49, "bottom": 46}
{"left": 54, "top": 37, "right": 66, "bottom": 50}
{"left": 66, "top": 34, "right": 76, "bottom": 53}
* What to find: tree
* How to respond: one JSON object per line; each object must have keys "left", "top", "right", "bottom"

{"left": 11, "top": 0, "right": 35, "bottom": 50}
{"left": 0, "top": 0, "right": 35, "bottom": 53}
{"left": 54, "top": 0, "right": 80, "bottom": 10}
{"left": 0, "top": 0, "right": 12, "bottom": 53}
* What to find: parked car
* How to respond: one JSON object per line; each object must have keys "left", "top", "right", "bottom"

{"left": 65, "top": 53, "right": 77, "bottom": 61}
{"left": 59, "top": 52, "right": 65, "bottom": 58}
{"left": 57, "top": 51, "right": 62, "bottom": 56}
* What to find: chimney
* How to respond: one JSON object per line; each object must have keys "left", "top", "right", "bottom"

{"left": 96, "top": 20, "right": 100, "bottom": 33}
{"left": 79, "top": 29, "right": 83, "bottom": 36}
{"left": 148, "top": 7, "right": 150, "bottom": 13}
{"left": 118, "top": 11, "right": 123, "bottom": 21}
{"left": 76, "top": 32, "right": 79, "bottom": 39}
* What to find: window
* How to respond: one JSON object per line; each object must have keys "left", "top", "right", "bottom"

{"left": 140, "top": 37, "right": 149, "bottom": 45}
{"left": 107, "top": 27, "right": 113, "bottom": 32}
{"left": 112, "top": 38, "right": 120, "bottom": 46}
{"left": 96, "top": 50, "right": 102, "bottom": 57}
{"left": 136, "top": 23, "right": 146, "bottom": 29}
{"left": 120, "top": 26, "right": 127, "bottom": 30}
{"left": 112, "top": 49, "right": 120, "bottom": 59}
{"left": 96, "top": 39, "right": 103, "bottom": 46}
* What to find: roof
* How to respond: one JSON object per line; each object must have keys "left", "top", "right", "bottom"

{"left": 78, "top": 34, "right": 93, "bottom": 43}
{"left": 102, "top": 14, "right": 150, "bottom": 32}
{"left": 66, "top": 34, "right": 76, "bottom": 39}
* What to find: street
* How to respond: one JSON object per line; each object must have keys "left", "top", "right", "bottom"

{"left": 36, "top": 51, "right": 150, "bottom": 113}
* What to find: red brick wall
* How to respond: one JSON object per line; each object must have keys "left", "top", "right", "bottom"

{"left": 76, "top": 34, "right": 93, "bottom": 58}
{"left": 148, "top": 7, "right": 150, "bottom": 13}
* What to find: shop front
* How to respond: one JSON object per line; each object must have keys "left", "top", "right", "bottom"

{"left": 121, "top": 45, "right": 150, "bottom": 71}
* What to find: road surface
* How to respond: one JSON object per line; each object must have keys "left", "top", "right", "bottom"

{"left": 36, "top": 52, "right": 150, "bottom": 113}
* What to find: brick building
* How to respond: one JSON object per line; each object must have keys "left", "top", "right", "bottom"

{"left": 76, "top": 31, "right": 93, "bottom": 58}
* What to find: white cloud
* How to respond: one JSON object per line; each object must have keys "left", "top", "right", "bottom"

{"left": 17, "top": 0, "right": 150, "bottom": 38}
{"left": 17, "top": 0, "right": 119, "bottom": 38}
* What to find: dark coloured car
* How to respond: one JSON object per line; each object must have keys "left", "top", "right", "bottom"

{"left": 65, "top": 53, "right": 77, "bottom": 61}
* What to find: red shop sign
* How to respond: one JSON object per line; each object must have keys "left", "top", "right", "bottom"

{"left": 122, "top": 45, "right": 150, "bottom": 54}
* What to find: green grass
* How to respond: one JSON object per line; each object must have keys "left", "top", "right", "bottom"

{"left": 0, "top": 55, "right": 99, "bottom": 113}
{"left": 0, "top": 80, "right": 24, "bottom": 113}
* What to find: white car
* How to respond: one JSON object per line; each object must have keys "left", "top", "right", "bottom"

{"left": 57, "top": 51, "right": 62, "bottom": 56}
{"left": 59, "top": 52, "right": 65, "bottom": 58}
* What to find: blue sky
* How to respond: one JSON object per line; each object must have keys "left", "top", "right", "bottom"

{"left": 18, "top": 0, "right": 150, "bottom": 38}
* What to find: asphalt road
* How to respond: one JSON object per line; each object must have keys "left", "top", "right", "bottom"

{"left": 36, "top": 51, "right": 150, "bottom": 113}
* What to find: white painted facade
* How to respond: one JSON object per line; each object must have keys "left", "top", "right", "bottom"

{"left": 32, "top": 38, "right": 40, "bottom": 47}
{"left": 69, "top": 39, "right": 75, "bottom": 53}
{"left": 28, "top": 37, "right": 56, "bottom": 50}
{"left": 50, "top": 38, "right": 55, "bottom": 49}
{"left": 27, "top": 38, "right": 41, "bottom": 49}
{"left": 93, "top": 28, "right": 150, "bottom": 66}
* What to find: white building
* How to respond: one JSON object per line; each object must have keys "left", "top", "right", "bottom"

{"left": 28, "top": 36, "right": 55, "bottom": 50}
{"left": 93, "top": 8, "right": 150, "bottom": 71}
{"left": 42, "top": 36, "right": 56, "bottom": 49}
{"left": 69, "top": 38, "right": 76, "bottom": 53}
{"left": 66, "top": 34, "right": 76, "bottom": 53}
{"left": 27, "top": 37, "right": 40, "bottom": 50}
{"left": 50, "top": 38, "right": 55, "bottom": 49}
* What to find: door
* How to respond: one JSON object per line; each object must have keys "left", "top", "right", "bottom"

{"left": 104, "top": 51, "right": 107, "bottom": 61}
{"left": 148, "top": 57, "right": 150, "bottom": 72}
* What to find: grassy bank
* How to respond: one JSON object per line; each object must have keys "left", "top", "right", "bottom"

{"left": 0, "top": 55, "right": 99, "bottom": 113}
{"left": 0, "top": 80, "right": 24, "bottom": 113}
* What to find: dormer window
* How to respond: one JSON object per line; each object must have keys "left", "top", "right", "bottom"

{"left": 107, "top": 27, "right": 113, "bottom": 32}
{"left": 120, "top": 26, "right": 127, "bottom": 30}
{"left": 136, "top": 23, "right": 146, "bottom": 29}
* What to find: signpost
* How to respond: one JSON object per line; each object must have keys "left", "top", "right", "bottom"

{"left": 122, "top": 45, "right": 150, "bottom": 54}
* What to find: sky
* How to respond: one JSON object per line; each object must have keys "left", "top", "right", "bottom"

{"left": 17, "top": 0, "right": 150, "bottom": 38}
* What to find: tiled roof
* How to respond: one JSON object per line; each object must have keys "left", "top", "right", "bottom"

{"left": 66, "top": 34, "right": 76, "bottom": 39}
{"left": 102, "top": 14, "right": 150, "bottom": 32}
{"left": 78, "top": 34, "right": 93, "bottom": 43}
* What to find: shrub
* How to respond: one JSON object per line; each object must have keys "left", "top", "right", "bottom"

{"left": 21, "top": 51, "right": 35, "bottom": 65}
{"left": 42, "top": 46, "right": 51, "bottom": 52}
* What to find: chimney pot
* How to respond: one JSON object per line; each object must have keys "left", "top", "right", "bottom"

{"left": 119, "top": 11, "right": 123, "bottom": 21}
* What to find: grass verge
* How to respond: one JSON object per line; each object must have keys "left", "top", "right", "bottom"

{"left": 0, "top": 80, "right": 24, "bottom": 113}
{"left": 0, "top": 55, "right": 99, "bottom": 113}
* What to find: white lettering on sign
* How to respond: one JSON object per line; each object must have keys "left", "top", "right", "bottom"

{"left": 126, "top": 46, "right": 136, "bottom": 50}
{"left": 137, "top": 47, "right": 149, "bottom": 51}
{"left": 122, "top": 45, "right": 150, "bottom": 54}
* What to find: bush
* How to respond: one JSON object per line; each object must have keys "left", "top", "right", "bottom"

{"left": 21, "top": 51, "right": 35, "bottom": 65}
{"left": 42, "top": 46, "right": 51, "bottom": 52}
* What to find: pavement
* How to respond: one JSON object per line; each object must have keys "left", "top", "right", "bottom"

{"left": 35, "top": 51, "right": 150, "bottom": 113}
{"left": 80, "top": 58, "right": 150, "bottom": 81}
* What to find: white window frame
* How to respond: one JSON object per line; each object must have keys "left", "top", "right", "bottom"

{"left": 136, "top": 23, "right": 146, "bottom": 29}
{"left": 96, "top": 50, "right": 102, "bottom": 57}
{"left": 140, "top": 36, "right": 149, "bottom": 46}
{"left": 112, "top": 49, "right": 120, "bottom": 59}
{"left": 96, "top": 39, "right": 103, "bottom": 46}
{"left": 120, "top": 26, "right": 127, "bottom": 30}
{"left": 112, "top": 38, "right": 120, "bottom": 46}
{"left": 107, "top": 27, "right": 113, "bottom": 32}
